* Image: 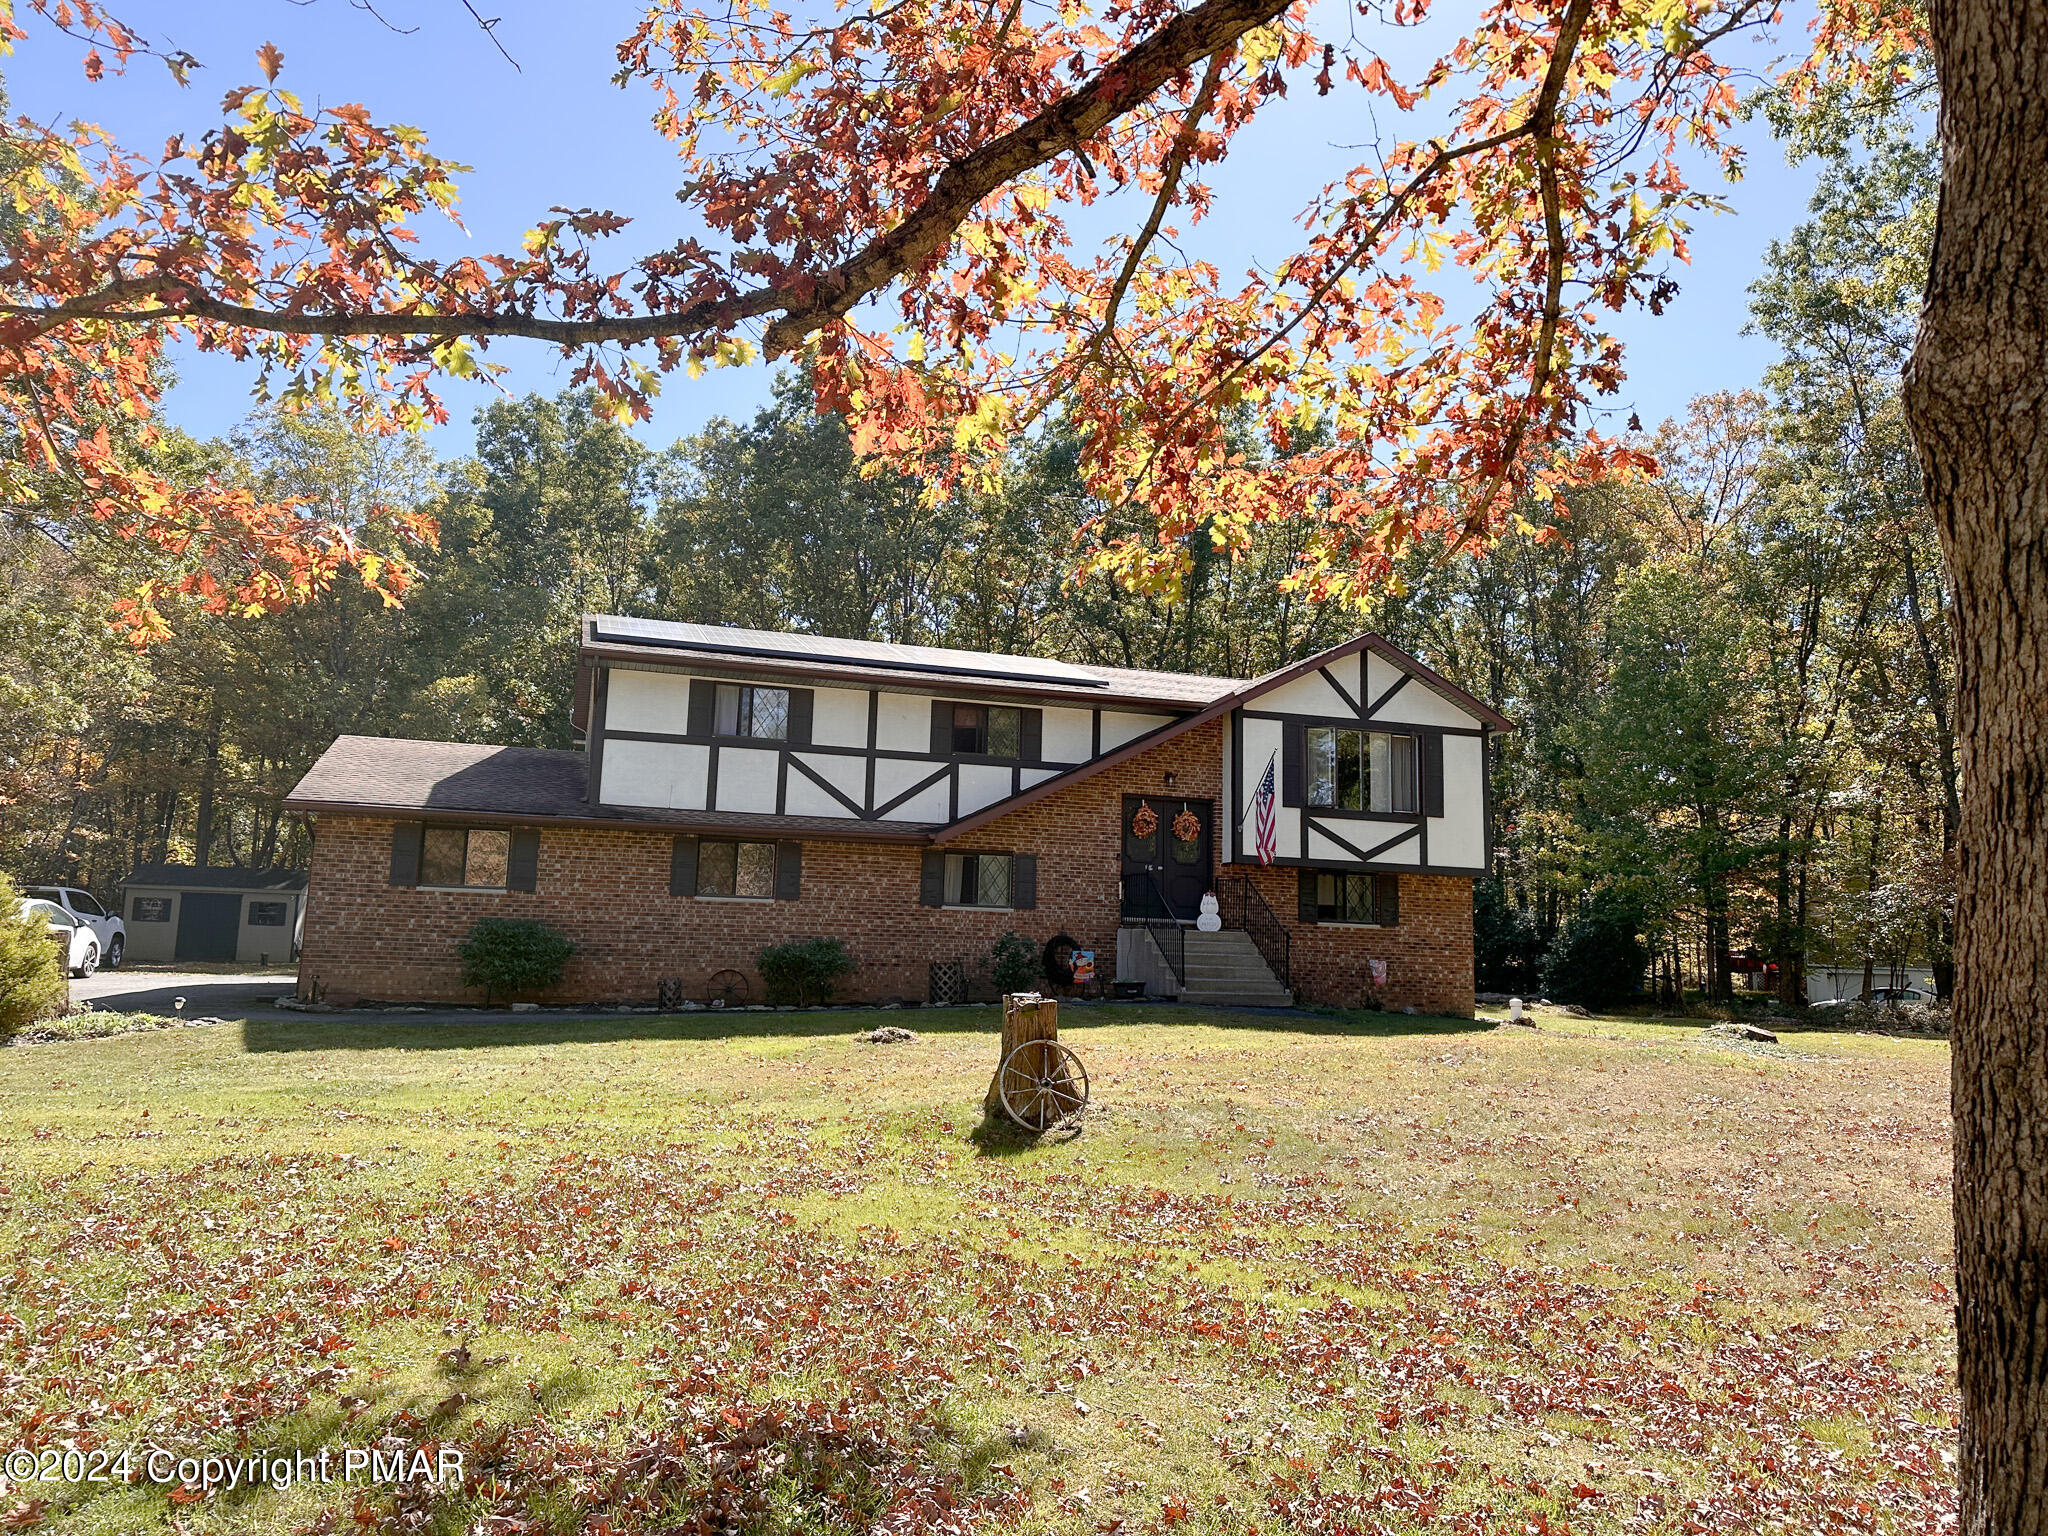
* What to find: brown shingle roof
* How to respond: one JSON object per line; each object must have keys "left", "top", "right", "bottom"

{"left": 286, "top": 737, "right": 939, "bottom": 843}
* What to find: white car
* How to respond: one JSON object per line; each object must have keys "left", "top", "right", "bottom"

{"left": 1811, "top": 985, "right": 1936, "bottom": 1012}
{"left": 23, "top": 885, "right": 125, "bottom": 972}
{"left": 21, "top": 897, "right": 103, "bottom": 977}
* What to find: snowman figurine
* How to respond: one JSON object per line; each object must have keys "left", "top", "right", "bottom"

{"left": 1196, "top": 892, "right": 1223, "bottom": 932}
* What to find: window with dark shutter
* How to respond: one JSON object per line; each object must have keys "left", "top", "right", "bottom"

{"left": 775, "top": 842, "right": 803, "bottom": 901}
{"left": 670, "top": 835, "right": 698, "bottom": 897}
{"left": 1011, "top": 853, "right": 1037, "bottom": 910}
{"left": 918, "top": 850, "right": 946, "bottom": 906}
{"left": 389, "top": 822, "right": 423, "bottom": 886}
{"left": 507, "top": 829, "right": 540, "bottom": 892}
{"left": 1420, "top": 732, "right": 1445, "bottom": 818}
{"left": 1281, "top": 722, "right": 1304, "bottom": 806}
{"left": 687, "top": 679, "right": 717, "bottom": 736}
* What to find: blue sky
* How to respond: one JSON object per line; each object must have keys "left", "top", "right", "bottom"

{"left": 8, "top": 0, "right": 1821, "bottom": 459}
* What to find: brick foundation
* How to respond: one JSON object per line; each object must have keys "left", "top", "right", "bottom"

{"left": 297, "top": 722, "right": 1474, "bottom": 1015}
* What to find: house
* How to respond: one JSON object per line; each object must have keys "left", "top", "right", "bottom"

{"left": 284, "top": 618, "right": 1512, "bottom": 1013}
{"left": 121, "top": 865, "right": 308, "bottom": 966}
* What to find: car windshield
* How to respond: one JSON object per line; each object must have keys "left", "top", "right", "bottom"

{"left": 68, "top": 891, "right": 105, "bottom": 916}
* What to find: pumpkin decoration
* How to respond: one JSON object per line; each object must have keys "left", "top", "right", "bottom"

{"left": 1171, "top": 809, "right": 1202, "bottom": 844}
{"left": 1130, "top": 803, "right": 1159, "bottom": 839}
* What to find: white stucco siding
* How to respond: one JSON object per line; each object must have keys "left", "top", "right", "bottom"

{"left": 1041, "top": 706, "right": 1093, "bottom": 763}
{"left": 1306, "top": 819, "right": 1421, "bottom": 864}
{"left": 712, "top": 747, "right": 780, "bottom": 813}
{"left": 810, "top": 687, "right": 871, "bottom": 748}
{"left": 1428, "top": 733, "right": 1488, "bottom": 868}
{"left": 1256, "top": 668, "right": 1357, "bottom": 718}
{"left": 1370, "top": 683, "right": 1485, "bottom": 730}
{"left": 599, "top": 739, "right": 708, "bottom": 809}
{"left": 1099, "top": 710, "right": 1173, "bottom": 750}
{"left": 781, "top": 750, "right": 866, "bottom": 818}
{"left": 604, "top": 669, "right": 691, "bottom": 734}
{"left": 875, "top": 693, "right": 932, "bottom": 752}
{"left": 956, "top": 763, "right": 1015, "bottom": 815}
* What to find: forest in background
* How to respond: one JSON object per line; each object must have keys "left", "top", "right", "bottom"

{"left": 0, "top": 125, "right": 1951, "bottom": 1005}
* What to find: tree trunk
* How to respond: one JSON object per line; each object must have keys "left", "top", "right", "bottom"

{"left": 193, "top": 700, "right": 223, "bottom": 868}
{"left": 1903, "top": 0, "right": 2048, "bottom": 1525}
{"left": 985, "top": 993, "right": 1059, "bottom": 1117}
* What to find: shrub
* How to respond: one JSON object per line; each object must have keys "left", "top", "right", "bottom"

{"left": 457, "top": 918, "right": 574, "bottom": 1005}
{"left": 1539, "top": 887, "right": 1648, "bottom": 1009}
{"left": 757, "top": 937, "right": 855, "bottom": 1007}
{"left": 0, "top": 873, "right": 69, "bottom": 1037}
{"left": 985, "top": 931, "right": 1040, "bottom": 996}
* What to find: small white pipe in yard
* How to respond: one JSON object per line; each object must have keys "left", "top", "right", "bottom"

{"left": 1509, "top": 997, "right": 1524, "bottom": 1023}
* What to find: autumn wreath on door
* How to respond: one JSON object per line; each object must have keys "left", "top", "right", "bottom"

{"left": 1171, "top": 808, "right": 1202, "bottom": 844}
{"left": 1130, "top": 803, "right": 1159, "bottom": 839}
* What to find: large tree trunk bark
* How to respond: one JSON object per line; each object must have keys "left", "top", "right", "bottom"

{"left": 1903, "top": 0, "right": 2048, "bottom": 1526}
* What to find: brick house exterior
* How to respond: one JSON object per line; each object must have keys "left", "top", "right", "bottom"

{"left": 289, "top": 620, "right": 1506, "bottom": 1015}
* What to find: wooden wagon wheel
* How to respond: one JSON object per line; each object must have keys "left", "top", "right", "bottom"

{"left": 706, "top": 968, "right": 752, "bottom": 1008}
{"left": 998, "top": 1039, "right": 1090, "bottom": 1131}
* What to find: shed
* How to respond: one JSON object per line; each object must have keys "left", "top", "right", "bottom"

{"left": 120, "top": 865, "right": 309, "bottom": 966}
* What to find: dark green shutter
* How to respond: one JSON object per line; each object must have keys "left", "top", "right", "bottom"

{"left": 670, "top": 835, "right": 698, "bottom": 897}
{"left": 507, "top": 829, "right": 540, "bottom": 892}
{"left": 1419, "top": 732, "right": 1444, "bottom": 818}
{"left": 1376, "top": 872, "right": 1400, "bottom": 927}
{"left": 786, "top": 689, "right": 814, "bottom": 746}
{"left": 1019, "top": 708, "right": 1043, "bottom": 764}
{"left": 1281, "top": 722, "right": 1304, "bottom": 806}
{"left": 388, "top": 822, "right": 423, "bottom": 886}
{"left": 1011, "top": 853, "right": 1037, "bottom": 910}
{"left": 688, "top": 680, "right": 717, "bottom": 737}
{"left": 930, "top": 700, "right": 952, "bottom": 758}
{"left": 1297, "top": 867, "right": 1318, "bottom": 923}
{"left": 775, "top": 842, "right": 802, "bottom": 901}
{"left": 918, "top": 850, "right": 946, "bottom": 906}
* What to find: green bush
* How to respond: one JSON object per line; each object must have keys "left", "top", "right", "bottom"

{"left": 456, "top": 917, "right": 574, "bottom": 1005}
{"left": 985, "top": 930, "right": 1040, "bottom": 996}
{"left": 757, "top": 937, "right": 855, "bottom": 1007}
{"left": 0, "top": 873, "right": 69, "bottom": 1037}
{"left": 1539, "top": 887, "right": 1649, "bottom": 1009}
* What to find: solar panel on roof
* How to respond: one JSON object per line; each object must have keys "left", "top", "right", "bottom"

{"left": 588, "top": 616, "right": 1110, "bottom": 689}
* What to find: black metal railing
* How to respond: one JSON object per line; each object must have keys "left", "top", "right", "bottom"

{"left": 1219, "top": 875, "right": 1291, "bottom": 991}
{"left": 1121, "top": 870, "right": 1186, "bottom": 989}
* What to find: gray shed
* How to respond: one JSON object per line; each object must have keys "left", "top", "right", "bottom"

{"left": 120, "top": 866, "right": 308, "bottom": 966}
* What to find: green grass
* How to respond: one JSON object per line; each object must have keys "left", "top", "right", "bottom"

{"left": 0, "top": 1003, "right": 1956, "bottom": 1533}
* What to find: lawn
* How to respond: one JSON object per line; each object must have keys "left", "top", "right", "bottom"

{"left": 0, "top": 1004, "right": 1956, "bottom": 1534}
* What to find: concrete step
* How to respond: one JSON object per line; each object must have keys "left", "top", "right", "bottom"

{"left": 1180, "top": 989, "right": 1295, "bottom": 1008}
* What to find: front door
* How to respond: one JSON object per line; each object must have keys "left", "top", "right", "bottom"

{"left": 1120, "top": 795, "right": 1213, "bottom": 921}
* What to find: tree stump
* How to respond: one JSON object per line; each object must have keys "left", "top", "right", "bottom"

{"left": 985, "top": 992, "right": 1057, "bottom": 1115}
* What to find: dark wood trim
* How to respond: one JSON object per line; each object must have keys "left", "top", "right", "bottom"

{"left": 775, "top": 741, "right": 789, "bottom": 814}
{"left": 706, "top": 742, "right": 721, "bottom": 811}
{"left": 1091, "top": 709, "right": 1102, "bottom": 757}
{"left": 786, "top": 754, "right": 867, "bottom": 819}
{"left": 865, "top": 691, "right": 879, "bottom": 813}
{"left": 1238, "top": 709, "right": 1485, "bottom": 738}
{"left": 598, "top": 727, "right": 1069, "bottom": 769}
{"left": 1229, "top": 710, "right": 1243, "bottom": 864}
{"left": 287, "top": 800, "right": 934, "bottom": 843}
{"left": 1365, "top": 672, "right": 1411, "bottom": 718}
{"left": 1224, "top": 850, "right": 1488, "bottom": 877}
{"left": 587, "top": 667, "right": 611, "bottom": 805}
{"left": 1318, "top": 663, "right": 1364, "bottom": 718}
{"left": 1305, "top": 817, "right": 1422, "bottom": 865}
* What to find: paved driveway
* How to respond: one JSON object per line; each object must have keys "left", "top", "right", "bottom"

{"left": 73, "top": 968, "right": 296, "bottom": 1019}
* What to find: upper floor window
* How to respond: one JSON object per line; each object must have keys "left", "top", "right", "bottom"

{"left": 1306, "top": 728, "right": 1417, "bottom": 814}
{"left": 715, "top": 684, "right": 789, "bottom": 740}
{"left": 421, "top": 826, "right": 510, "bottom": 889}
{"left": 951, "top": 703, "right": 1022, "bottom": 758}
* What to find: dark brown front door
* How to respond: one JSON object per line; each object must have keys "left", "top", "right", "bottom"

{"left": 1120, "top": 795, "right": 1213, "bottom": 921}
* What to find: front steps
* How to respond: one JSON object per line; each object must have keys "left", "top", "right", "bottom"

{"left": 1175, "top": 929, "right": 1294, "bottom": 1008}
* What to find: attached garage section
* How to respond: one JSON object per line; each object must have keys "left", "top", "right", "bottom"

{"left": 120, "top": 865, "right": 308, "bottom": 967}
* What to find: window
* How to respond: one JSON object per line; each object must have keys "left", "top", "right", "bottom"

{"left": 1314, "top": 871, "right": 1399, "bottom": 925}
{"left": 67, "top": 890, "right": 106, "bottom": 917}
{"left": 944, "top": 852, "right": 1013, "bottom": 908}
{"left": 714, "top": 684, "right": 789, "bottom": 740}
{"left": 131, "top": 896, "right": 172, "bottom": 923}
{"left": 26, "top": 900, "right": 74, "bottom": 930}
{"left": 248, "top": 901, "right": 290, "bottom": 927}
{"left": 949, "top": 703, "right": 1023, "bottom": 758}
{"left": 696, "top": 840, "right": 778, "bottom": 898}
{"left": 420, "top": 826, "right": 511, "bottom": 889}
{"left": 1306, "top": 728, "right": 1417, "bottom": 813}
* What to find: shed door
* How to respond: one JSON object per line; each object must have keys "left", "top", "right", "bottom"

{"left": 174, "top": 893, "right": 241, "bottom": 963}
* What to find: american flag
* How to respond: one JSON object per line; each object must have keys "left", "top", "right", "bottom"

{"left": 1253, "top": 751, "right": 1278, "bottom": 865}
